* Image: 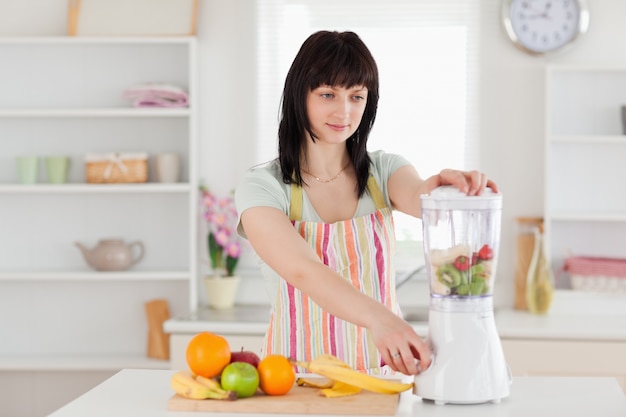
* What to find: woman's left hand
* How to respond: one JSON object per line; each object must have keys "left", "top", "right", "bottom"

{"left": 387, "top": 165, "right": 498, "bottom": 219}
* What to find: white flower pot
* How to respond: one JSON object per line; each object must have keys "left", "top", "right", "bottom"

{"left": 204, "top": 275, "right": 240, "bottom": 309}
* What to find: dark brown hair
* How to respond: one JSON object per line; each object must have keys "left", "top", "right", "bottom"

{"left": 278, "top": 30, "right": 379, "bottom": 197}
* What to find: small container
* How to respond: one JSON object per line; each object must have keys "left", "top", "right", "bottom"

{"left": 16, "top": 156, "right": 39, "bottom": 184}
{"left": 85, "top": 152, "right": 148, "bottom": 183}
{"left": 75, "top": 239, "right": 145, "bottom": 271}
{"left": 45, "top": 156, "right": 70, "bottom": 184}
{"left": 565, "top": 255, "right": 626, "bottom": 292}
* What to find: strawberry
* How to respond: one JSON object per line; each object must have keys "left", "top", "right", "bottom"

{"left": 478, "top": 244, "right": 494, "bottom": 260}
{"left": 453, "top": 255, "right": 471, "bottom": 271}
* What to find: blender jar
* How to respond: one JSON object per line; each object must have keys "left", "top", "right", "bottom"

{"left": 421, "top": 186, "right": 502, "bottom": 298}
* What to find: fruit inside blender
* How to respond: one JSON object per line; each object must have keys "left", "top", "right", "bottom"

{"left": 429, "top": 243, "right": 495, "bottom": 296}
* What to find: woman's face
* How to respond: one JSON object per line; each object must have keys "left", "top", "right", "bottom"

{"left": 306, "top": 84, "right": 368, "bottom": 144}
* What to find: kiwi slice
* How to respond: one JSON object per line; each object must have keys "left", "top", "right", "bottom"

{"left": 437, "top": 264, "right": 462, "bottom": 288}
{"left": 470, "top": 281, "right": 485, "bottom": 295}
{"left": 471, "top": 263, "right": 485, "bottom": 276}
{"left": 456, "top": 283, "right": 471, "bottom": 295}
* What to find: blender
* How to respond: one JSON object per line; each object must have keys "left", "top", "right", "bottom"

{"left": 413, "top": 186, "right": 511, "bottom": 405}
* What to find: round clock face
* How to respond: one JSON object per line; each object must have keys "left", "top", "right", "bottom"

{"left": 503, "top": 0, "right": 589, "bottom": 54}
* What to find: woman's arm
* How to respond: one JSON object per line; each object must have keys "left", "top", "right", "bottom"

{"left": 240, "top": 205, "right": 430, "bottom": 375}
{"left": 388, "top": 165, "right": 499, "bottom": 218}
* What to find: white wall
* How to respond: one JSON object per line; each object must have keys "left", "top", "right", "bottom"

{"left": 195, "top": 0, "right": 626, "bottom": 308}
{"left": 478, "top": 0, "right": 626, "bottom": 307}
{"left": 2, "top": 0, "right": 626, "bottom": 308}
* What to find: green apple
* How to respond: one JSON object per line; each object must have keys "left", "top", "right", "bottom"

{"left": 220, "top": 362, "right": 260, "bottom": 398}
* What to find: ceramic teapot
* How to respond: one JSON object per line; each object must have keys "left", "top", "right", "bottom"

{"left": 75, "top": 239, "right": 145, "bottom": 271}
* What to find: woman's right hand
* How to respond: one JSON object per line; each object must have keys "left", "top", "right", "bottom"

{"left": 369, "top": 312, "right": 431, "bottom": 375}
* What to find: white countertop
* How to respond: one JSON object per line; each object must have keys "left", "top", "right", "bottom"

{"left": 49, "top": 369, "right": 626, "bottom": 417}
{"left": 164, "top": 304, "right": 272, "bottom": 335}
{"left": 493, "top": 309, "right": 626, "bottom": 341}
{"left": 164, "top": 291, "right": 626, "bottom": 342}
{"left": 163, "top": 304, "right": 431, "bottom": 336}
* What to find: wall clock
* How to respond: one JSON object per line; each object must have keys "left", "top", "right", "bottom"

{"left": 502, "top": 0, "right": 590, "bottom": 55}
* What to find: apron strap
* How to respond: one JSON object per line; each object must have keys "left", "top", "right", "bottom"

{"left": 289, "top": 183, "right": 303, "bottom": 221}
{"left": 289, "top": 173, "right": 387, "bottom": 221}
{"left": 367, "top": 174, "right": 387, "bottom": 210}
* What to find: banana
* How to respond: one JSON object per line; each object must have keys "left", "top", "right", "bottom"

{"left": 315, "top": 354, "right": 352, "bottom": 367}
{"left": 170, "top": 371, "right": 214, "bottom": 400}
{"left": 296, "top": 377, "right": 334, "bottom": 389}
{"left": 296, "top": 369, "right": 361, "bottom": 397}
{"left": 320, "top": 381, "right": 362, "bottom": 398}
{"left": 195, "top": 375, "right": 238, "bottom": 400}
{"left": 194, "top": 375, "right": 227, "bottom": 392}
{"left": 293, "top": 355, "right": 413, "bottom": 394}
{"left": 170, "top": 371, "right": 236, "bottom": 401}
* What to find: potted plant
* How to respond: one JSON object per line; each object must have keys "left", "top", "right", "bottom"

{"left": 200, "top": 185, "right": 242, "bottom": 309}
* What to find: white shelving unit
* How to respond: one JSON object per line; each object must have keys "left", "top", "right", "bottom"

{"left": 545, "top": 66, "right": 626, "bottom": 286}
{"left": 0, "top": 108, "right": 192, "bottom": 117}
{"left": 0, "top": 36, "right": 198, "bottom": 371}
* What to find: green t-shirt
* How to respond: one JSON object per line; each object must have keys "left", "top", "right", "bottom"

{"left": 234, "top": 149, "right": 411, "bottom": 300}
{"left": 235, "top": 150, "right": 410, "bottom": 235}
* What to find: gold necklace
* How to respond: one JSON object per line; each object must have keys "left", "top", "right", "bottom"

{"left": 301, "top": 163, "right": 350, "bottom": 183}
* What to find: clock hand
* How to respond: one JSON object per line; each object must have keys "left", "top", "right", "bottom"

{"left": 523, "top": 0, "right": 551, "bottom": 19}
{"left": 524, "top": 0, "right": 548, "bottom": 15}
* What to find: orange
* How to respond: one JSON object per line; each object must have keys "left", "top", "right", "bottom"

{"left": 257, "top": 354, "right": 296, "bottom": 395}
{"left": 185, "top": 332, "right": 231, "bottom": 378}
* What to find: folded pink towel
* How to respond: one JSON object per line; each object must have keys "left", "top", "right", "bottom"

{"left": 124, "top": 83, "right": 189, "bottom": 108}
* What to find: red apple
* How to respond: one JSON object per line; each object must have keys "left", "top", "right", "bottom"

{"left": 230, "top": 347, "right": 261, "bottom": 368}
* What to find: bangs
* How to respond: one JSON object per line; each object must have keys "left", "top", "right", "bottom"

{"left": 308, "top": 43, "right": 377, "bottom": 91}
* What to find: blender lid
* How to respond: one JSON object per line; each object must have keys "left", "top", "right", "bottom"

{"left": 421, "top": 185, "right": 502, "bottom": 210}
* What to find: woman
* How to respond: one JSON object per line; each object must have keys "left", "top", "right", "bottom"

{"left": 235, "top": 30, "right": 497, "bottom": 375}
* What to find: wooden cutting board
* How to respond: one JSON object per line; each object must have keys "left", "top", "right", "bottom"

{"left": 167, "top": 383, "right": 401, "bottom": 415}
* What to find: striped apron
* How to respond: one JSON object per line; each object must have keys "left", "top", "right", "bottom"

{"left": 262, "top": 175, "right": 402, "bottom": 374}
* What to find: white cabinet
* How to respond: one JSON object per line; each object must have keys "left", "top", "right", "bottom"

{"left": 545, "top": 66, "right": 626, "bottom": 287}
{"left": 0, "top": 37, "right": 199, "bottom": 371}
{"left": 502, "top": 338, "right": 626, "bottom": 394}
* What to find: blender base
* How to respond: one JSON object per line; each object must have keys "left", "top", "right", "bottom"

{"left": 413, "top": 298, "right": 512, "bottom": 405}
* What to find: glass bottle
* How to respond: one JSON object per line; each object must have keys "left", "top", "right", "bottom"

{"left": 526, "top": 225, "right": 555, "bottom": 314}
{"left": 515, "top": 217, "right": 543, "bottom": 310}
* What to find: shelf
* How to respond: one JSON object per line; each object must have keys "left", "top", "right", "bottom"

{"left": 0, "top": 354, "right": 170, "bottom": 371}
{"left": 549, "top": 135, "right": 626, "bottom": 144}
{"left": 0, "top": 271, "right": 191, "bottom": 281}
{"left": 547, "top": 64, "right": 626, "bottom": 72}
{"left": 0, "top": 108, "right": 191, "bottom": 118}
{"left": 548, "top": 213, "right": 626, "bottom": 222}
{"left": 0, "top": 36, "right": 196, "bottom": 45}
{"left": 0, "top": 183, "right": 192, "bottom": 194}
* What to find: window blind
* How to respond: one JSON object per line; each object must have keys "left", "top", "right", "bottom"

{"left": 255, "top": 0, "right": 482, "bottom": 241}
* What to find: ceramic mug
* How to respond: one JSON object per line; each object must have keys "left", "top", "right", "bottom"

{"left": 16, "top": 156, "right": 39, "bottom": 184}
{"left": 155, "top": 153, "right": 180, "bottom": 183}
{"left": 45, "top": 156, "right": 70, "bottom": 184}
